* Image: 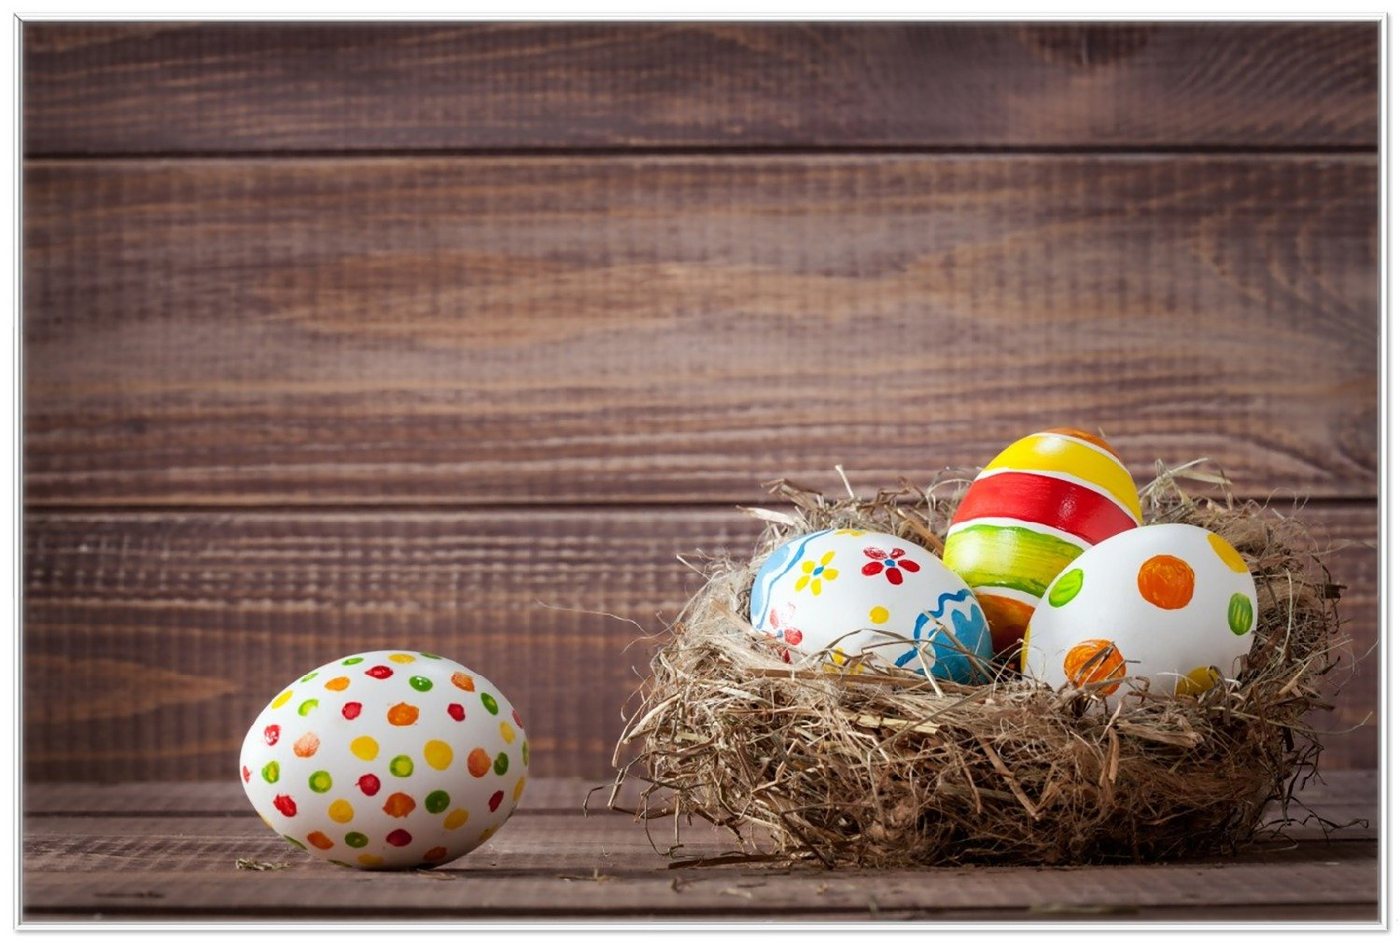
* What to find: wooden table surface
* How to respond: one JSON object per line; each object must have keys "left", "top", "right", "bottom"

{"left": 22, "top": 771, "right": 1378, "bottom": 923}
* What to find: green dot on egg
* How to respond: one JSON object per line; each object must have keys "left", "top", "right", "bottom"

{"left": 344, "top": 832, "right": 368, "bottom": 849}
{"left": 409, "top": 676, "right": 433, "bottom": 692}
{"left": 389, "top": 755, "right": 414, "bottom": 777}
{"left": 1048, "top": 568, "right": 1084, "bottom": 608}
{"left": 342, "top": 656, "right": 364, "bottom": 666}
{"left": 425, "top": 790, "right": 450, "bottom": 814}
{"left": 261, "top": 761, "right": 279, "bottom": 784}
{"left": 1228, "top": 592, "right": 1254, "bottom": 636}
{"left": 308, "top": 770, "right": 332, "bottom": 793}
{"left": 298, "top": 698, "right": 319, "bottom": 716}
{"left": 494, "top": 752, "right": 509, "bottom": 776}
{"left": 481, "top": 693, "right": 499, "bottom": 715}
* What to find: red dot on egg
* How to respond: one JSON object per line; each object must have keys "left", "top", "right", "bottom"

{"left": 385, "top": 829, "right": 413, "bottom": 847}
{"left": 241, "top": 765, "right": 251, "bottom": 783}
{"left": 365, "top": 665, "right": 393, "bottom": 680}
{"left": 272, "top": 794, "right": 297, "bottom": 817}
{"left": 447, "top": 703, "right": 465, "bottom": 722}
{"left": 488, "top": 791, "right": 504, "bottom": 813}
{"left": 511, "top": 709, "right": 523, "bottom": 728}
{"left": 357, "top": 774, "right": 381, "bottom": 797}
{"left": 342, "top": 702, "right": 362, "bottom": 720}
{"left": 263, "top": 724, "right": 280, "bottom": 745}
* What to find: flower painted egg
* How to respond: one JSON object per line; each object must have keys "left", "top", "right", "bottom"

{"left": 1021, "top": 523, "right": 1258, "bottom": 702}
{"left": 748, "top": 528, "right": 993, "bottom": 682}
{"left": 239, "top": 650, "right": 528, "bottom": 870}
{"left": 943, "top": 428, "right": 1143, "bottom": 658}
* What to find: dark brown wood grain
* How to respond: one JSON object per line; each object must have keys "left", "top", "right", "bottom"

{"left": 23, "top": 155, "right": 1378, "bottom": 506}
{"left": 19, "top": 774, "right": 1379, "bottom": 921}
{"left": 22, "top": 23, "right": 1378, "bottom": 155}
{"left": 22, "top": 503, "right": 1377, "bottom": 782}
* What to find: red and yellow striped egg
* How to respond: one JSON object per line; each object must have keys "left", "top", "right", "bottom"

{"left": 942, "top": 428, "right": 1142, "bottom": 657}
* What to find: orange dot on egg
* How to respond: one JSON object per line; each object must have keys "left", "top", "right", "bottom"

{"left": 306, "top": 831, "right": 334, "bottom": 850}
{"left": 451, "top": 672, "right": 476, "bottom": 692}
{"left": 382, "top": 792, "right": 416, "bottom": 818}
{"left": 386, "top": 702, "right": 420, "bottom": 726}
{"left": 292, "top": 732, "right": 320, "bottom": 758}
{"left": 324, "top": 676, "right": 350, "bottom": 691}
{"left": 1137, "top": 554, "right": 1195, "bottom": 610}
{"left": 467, "top": 748, "right": 492, "bottom": 778}
{"left": 1063, "top": 639, "right": 1127, "bottom": 695}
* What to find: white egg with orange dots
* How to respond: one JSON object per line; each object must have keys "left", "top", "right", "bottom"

{"left": 239, "top": 650, "right": 528, "bottom": 869}
{"left": 1020, "top": 523, "right": 1258, "bottom": 703}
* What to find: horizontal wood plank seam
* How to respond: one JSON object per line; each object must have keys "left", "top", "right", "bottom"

{"left": 21, "top": 145, "right": 1382, "bottom": 161}
{"left": 21, "top": 146, "right": 1377, "bottom": 162}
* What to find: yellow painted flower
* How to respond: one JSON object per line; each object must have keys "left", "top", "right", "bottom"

{"left": 825, "top": 647, "right": 866, "bottom": 675}
{"left": 794, "top": 551, "right": 839, "bottom": 596}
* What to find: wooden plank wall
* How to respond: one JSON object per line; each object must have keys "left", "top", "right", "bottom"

{"left": 22, "top": 22, "right": 1378, "bottom": 782}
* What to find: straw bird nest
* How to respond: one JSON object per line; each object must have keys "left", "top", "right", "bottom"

{"left": 606, "top": 462, "right": 1350, "bottom": 869}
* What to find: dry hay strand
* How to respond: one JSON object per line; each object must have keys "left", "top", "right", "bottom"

{"left": 607, "top": 461, "right": 1350, "bottom": 868}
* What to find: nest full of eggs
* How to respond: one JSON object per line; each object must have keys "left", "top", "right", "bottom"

{"left": 604, "top": 462, "right": 1350, "bottom": 868}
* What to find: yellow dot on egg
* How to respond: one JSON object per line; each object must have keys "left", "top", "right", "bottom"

{"left": 824, "top": 647, "right": 865, "bottom": 676}
{"left": 356, "top": 853, "right": 384, "bottom": 868}
{"left": 388, "top": 653, "right": 416, "bottom": 664}
{"left": 479, "top": 827, "right": 496, "bottom": 843}
{"left": 513, "top": 777, "right": 526, "bottom": 802}
{"left": 350, "top": 736, "right": 379, "bottom": 761}
{"left": 499, "top": 721, "right": 516, "bottom": 744}
{"left": 1175, "top": 665, "right": 1223, "bottom": 697}
{"left": 327, "top": 799, "right": 354, "bottom": 824}
{"left": 423, "top": 739, "right": 453, "bottom": 771}
{"left": 444, "top": 808, "right": 469, "bottom": 830}
{"left": 1208, "top": 532, "right": 1249, "bottom": 573}
{"left": 270, "top": 690, "right": 293, "bottom": 709}
{"left": 869, "top": 606, "right": 889, "bottom": 625}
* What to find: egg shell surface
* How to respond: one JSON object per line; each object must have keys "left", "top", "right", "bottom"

{"left": 1021, "top": 523, "right": 1258, "bottom": 703}
{"left": 943, "top": 427, "right": 1143, "bottom": 656}
{"left": 239, "top": 650, "right": 528, "bottom": 870}
{"left": 748, "top": 528, "right": 993, "bottom": 682}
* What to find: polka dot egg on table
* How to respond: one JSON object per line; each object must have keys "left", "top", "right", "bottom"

{"left": 239, "top": 650, "right": 527, "bottom": 870}
{"left": 1020, "top": 523, "right": 1258, "bottom": 705}
{"left": 942, "top": 427, "right": 1143, "bottom": 658}
{"left": 748, "top": 528, "right": 993, "bottom": 683}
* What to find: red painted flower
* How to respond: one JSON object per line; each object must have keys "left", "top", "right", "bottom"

{"left": 766, "top": 604, "right": 804, "bottom": 664}
{"left": 768, "top": 605, "right": 804, "bottom": 646}
{"left": 861, "top": 547, "right": 921, "bottom": 585}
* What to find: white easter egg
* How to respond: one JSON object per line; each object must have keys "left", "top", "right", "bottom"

{"left": 1021, "top": 523, "right": 1258, "bottom": 702}
{"left": 748, "top": 528, "right": 993, "bottom": 682}
{"left": 239, "top": 650, "right": 528, "bottom": 869}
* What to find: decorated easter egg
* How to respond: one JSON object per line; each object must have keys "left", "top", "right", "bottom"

{"left": 1021, "top": 523, "right": 1258, "bottom": 702}
{"left": 748, "top": 528, "right": 993, "bottom": 682}
{"left": 943, "top": 428, "right": 1143, "bottom": 657}
{"left": 239, "top": 650, "right": 528, "bottom": 870}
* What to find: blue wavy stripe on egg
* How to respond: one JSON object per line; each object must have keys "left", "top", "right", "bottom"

{"left": 894, "top": 588, "right": 994, "bottom": 684}
{"left": 748, "top": 529, "right": 833, "bottom": 626}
